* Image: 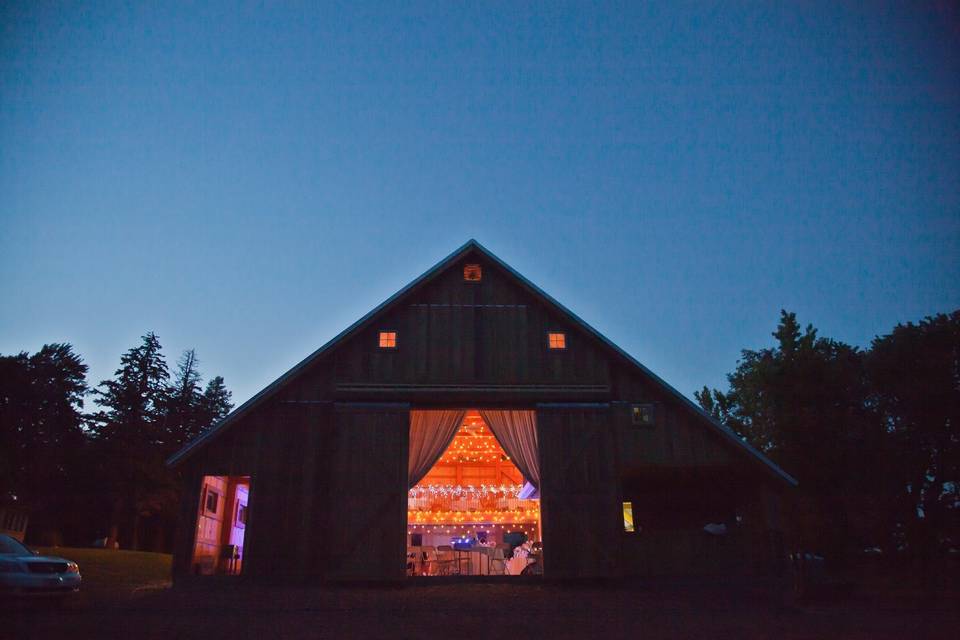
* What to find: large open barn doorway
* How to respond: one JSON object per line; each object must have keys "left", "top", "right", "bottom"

{"left": 406, "top": 410, "right": 541, "bottom": 577}
{"left": 191, "top": 475, "right": 250, "bottom": 576}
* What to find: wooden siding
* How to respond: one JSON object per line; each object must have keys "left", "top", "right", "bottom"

{"left": 537, "top": 403, "right": 623, "bottom": 579}
{"left": 325, "top": 256, "right": 611, "bottom": 392}
{"left": 613, "top": 401, "right": 737, "bottom": 473}
{"left": 325, "top": 403, "right": 408, "bottom": 581}
{"left": 173, "top": 403, "right": 336, "bottom": 582}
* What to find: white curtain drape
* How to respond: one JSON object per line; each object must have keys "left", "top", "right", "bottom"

{"left": 479, "top": 409, "right": 540, "bottom": 489}
{"left": 408, "top": 409, "right": 466, "bottom": 489}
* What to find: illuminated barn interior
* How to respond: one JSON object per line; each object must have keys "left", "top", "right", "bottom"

{"left": 406, "top": 410, "right": 540, "bottom": 576}
{"left": 191, "top": 475, "right": 249, "bottom": 575}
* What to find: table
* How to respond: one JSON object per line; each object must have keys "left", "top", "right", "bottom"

{"left": 453, "top": 549, "right": 492, "bottom": 575}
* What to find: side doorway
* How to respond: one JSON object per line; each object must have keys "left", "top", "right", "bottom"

{"left": 191, "top": 475, "right": 250, "bottom": 575}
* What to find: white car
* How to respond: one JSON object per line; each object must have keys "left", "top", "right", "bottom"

{"left": 0, "top": 534, "right": 81, "bottom": 597}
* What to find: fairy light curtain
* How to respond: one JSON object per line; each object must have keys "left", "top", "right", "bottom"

{"left": 408, "top": 409, "right": 467, "bottom": 489}
{"left": 478, "top": 410, "right": 540, "bottom": 489}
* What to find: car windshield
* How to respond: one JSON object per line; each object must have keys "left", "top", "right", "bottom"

{"left": 0, "top": 534, "right": 32, "bottom": 555}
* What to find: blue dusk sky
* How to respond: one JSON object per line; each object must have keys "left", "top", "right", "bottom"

{"left": 2, "top": 2, "right": 958, "bottom": 406}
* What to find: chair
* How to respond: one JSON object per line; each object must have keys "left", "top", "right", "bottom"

{"left": 421, "top": 546, "right": 438, "bottom": 576}
{"left": 406, "top": 549, "right": 417, "bottom": 576}
{"left": 406, "top": 547, "right": 423, "bottom": 576}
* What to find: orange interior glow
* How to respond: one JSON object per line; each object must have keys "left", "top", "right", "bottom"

{"left": 379, "top": 331, "right": 397, "bottom": 348}
{"left": 548, "top": 332, "right": 566, "bottom": 349}
{"left": 463, "top": 264, "right": 482, "bottom": 281}
{"left": 408, "top": 410, "right": 541, "bottom": 573}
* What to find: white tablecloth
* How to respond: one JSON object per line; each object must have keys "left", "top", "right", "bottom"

{"left": 506, "top": 557, "right": 532, "bottom": 575}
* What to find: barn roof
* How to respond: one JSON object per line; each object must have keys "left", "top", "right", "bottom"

{"left": 167, "top": 239, "right": 797, "bottom": 487}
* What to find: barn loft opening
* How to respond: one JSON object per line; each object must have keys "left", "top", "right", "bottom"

{"left": 406, "top": 410, "right": 541, "bottom": 577}
{"left": 191, "top": 475, "right": 250, "bottom": 576}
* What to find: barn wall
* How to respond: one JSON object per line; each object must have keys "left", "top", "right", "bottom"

{"left": 615, "top": 402, "right": 736, "bottom": 471}
{"left": 173, "top": 247, "right": 791, "bottom": 582}
{"left": 172, "top": 402, "right": 337, "bottom": 582}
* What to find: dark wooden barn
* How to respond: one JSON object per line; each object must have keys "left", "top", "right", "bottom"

{"left": 167, "top": 239, "right": 795, "bottom": 583}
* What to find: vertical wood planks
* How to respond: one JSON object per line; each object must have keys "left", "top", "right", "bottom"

{"left": 537, "top": 403, "right": 622, "bottom": 579}
{"left": 324, "top": 403, "right": 409, "bottom": 581}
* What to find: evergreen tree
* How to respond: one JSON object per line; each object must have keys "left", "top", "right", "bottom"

{"left": 93, "top": 332, "right": 170, "bottom": 446}
{"left": 91, "top": 332, "right": 174, "bottom": 549}
{"left": 199, "top": 375, "right": 233, "bottom": 432}
{"left": 164, "top": 349, "right": 204, "bottom": 448}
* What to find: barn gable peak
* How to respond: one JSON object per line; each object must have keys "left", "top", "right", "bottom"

{"left": 167, "top": 239, "right": 796, "bottom": 488}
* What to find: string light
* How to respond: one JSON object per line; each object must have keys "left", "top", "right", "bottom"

{"left": 408, "top": 484, "right": 524, "bottom": 499}
{"left": 408, "top": 509, "right": 540, "bottom": 524}
{"left": 406, "top": 411, "right": 542, "bottom": 542}
{"left": 434, "top": 419, "right": 516, "bottom": 464}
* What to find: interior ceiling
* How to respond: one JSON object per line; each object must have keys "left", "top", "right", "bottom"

{"left": 434, "top": 410, "right": 514, "bottom": 467}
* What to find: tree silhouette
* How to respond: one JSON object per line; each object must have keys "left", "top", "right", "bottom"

{"left": 91, "top": 332, "right": 174, "bottom": 548}
{"left": 0, "top": 344, "right": 88, "bottom": 510}
{"left": 697, "top": 310, "right": 876, "bottom": 562}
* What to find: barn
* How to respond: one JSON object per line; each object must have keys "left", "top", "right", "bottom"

{"left": 167, "top": 239, "right": 796, "bottom": 582}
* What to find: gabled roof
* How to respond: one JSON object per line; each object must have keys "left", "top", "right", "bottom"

{"left": 167, "top": 240, "right": 797, "bottom": 487}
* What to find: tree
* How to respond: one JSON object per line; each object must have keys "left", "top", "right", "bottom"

{"left": 164, "top": 349, "right": 204, "bottom": 449}
{"left": 91, "top": 332, "right": 174, "bottom": 549}
{"left": 0, "top": 344, "right": 89, "bottom": 520}
{"left": 93, "top": 332, "right": 169, "bottom": 446}
{"left": 696, "top": 311, "right": 876, "bottom": 561}
{"left": 164, "top": 354, "right": 234, "bottom": 448}
{"left": 865, "top": 311, "right": 960, "bottom": 568}
{"left": 199, "top": 375, "right": 233, "bottom": 431}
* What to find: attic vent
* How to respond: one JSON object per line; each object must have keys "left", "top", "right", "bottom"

{"left": 463, "top": 264, "right": 482, "bottom": 282}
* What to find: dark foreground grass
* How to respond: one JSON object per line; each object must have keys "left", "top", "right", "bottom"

{"left": 36, "top": 546, "right": 172, "bottom": 602}
{"left": 5, "top": 575, "right": 959, "bottom": 640}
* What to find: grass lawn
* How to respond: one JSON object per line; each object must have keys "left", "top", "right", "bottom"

{"left": 5, "top": 554, "right": 958, "bottom": 639}
{"left": 6, "top": 578, "right": 960, "bottom": 640}
{"left": 37, "top": 546, "right": 172, "bottom": 602}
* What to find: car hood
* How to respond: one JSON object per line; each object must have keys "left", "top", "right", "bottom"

{"left": 3, "top": 553, "right": 73, "bottom": 564}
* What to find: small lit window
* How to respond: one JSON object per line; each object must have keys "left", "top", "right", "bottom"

{"left": 547, "top": 332, "right": 566, "bottom": 350}
{"left": 631, "top": 404, "right": 655, "bottom": 427}
{"left": 623, "top": 501, "right": 635, "bottom": 533}
{"left": 236, "top": 503, "right": 247, "bottom": 526}
{"left": 463, "top": 264, "right": 482, "bottom": 282}
{"left": 378, "top": 331, "right": 397, "bottom": 349}
{"left": 205, "top": 489, "right": 219, "bottom": 515}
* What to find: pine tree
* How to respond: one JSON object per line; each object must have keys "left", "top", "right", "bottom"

{"left": 90, "top": 332, "right": 174, "bottom": 549}
{"left": 93, "top": 332, "right": 170, "bottom": 446}
{"left": 164, "top": 349, "right": 204, "bottom": 448}
{"left": 200, "top": 375, "right": 233, "bottom": 430}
